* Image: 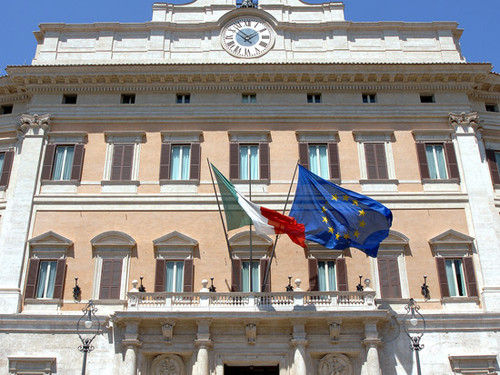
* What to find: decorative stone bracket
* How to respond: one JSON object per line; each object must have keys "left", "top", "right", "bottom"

{"left": 245, "top": 322, "right": 257, "bottom": 345}
{"left": 162, "top": 322, "right": 175, "bottom": 343}
{"left": 328, "top": 320, "right": 341, "bottom": 344}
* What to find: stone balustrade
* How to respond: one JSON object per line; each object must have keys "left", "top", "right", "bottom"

{"left": 126, "top": 290, "right": 376, "bottom": 312}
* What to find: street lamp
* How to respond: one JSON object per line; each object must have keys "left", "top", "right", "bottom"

{"left": 403, "top": 298, "right": 425, "bottom": 375}
{"left": 77, "top": 301, "right": 101, "bottom": 375}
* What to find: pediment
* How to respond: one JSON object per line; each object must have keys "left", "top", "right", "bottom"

{"left": 153, "top": 231, "right": 198, "bottom": 248}
{"left": 429, "top": 229, "right": 474, "bottom": 256}
{"left": 91, "top": 231, "right": 136, "bottom": 248}
{"left": 229, "top": 231, "right": 273, "bottom": 248}
{"left": 29, "top": 231, "right": 73, "bottom": 248}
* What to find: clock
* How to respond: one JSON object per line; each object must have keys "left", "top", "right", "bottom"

{"left": 221, "top": 17, "right": 275, "bottom": 58}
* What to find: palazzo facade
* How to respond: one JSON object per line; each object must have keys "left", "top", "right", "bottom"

{"left": 0, "top": 0, "right": 499, "bottom": 374}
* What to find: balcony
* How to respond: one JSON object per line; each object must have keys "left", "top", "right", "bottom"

{"left": 127, "top": 290, "right": 376, "bottom": 312}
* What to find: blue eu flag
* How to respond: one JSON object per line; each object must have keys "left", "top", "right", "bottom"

{"left": 289, "top": 165, "right": 392, "bottom": 257}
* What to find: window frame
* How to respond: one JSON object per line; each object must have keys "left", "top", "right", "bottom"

{"left": 103, "top": 132, "right": 146, "bottom": 183}
{"left": 120, "top": 93, "right": 136, "bottom": 104}
{"left": 0, "top": 104, "right": 13, "bottom": 114}
{"left": 228, "top": 131, "right": 270, "bottom": 184}
{"left": 176, "top": 93, "right": 191, "bottom": 104}
{"left": 307, "top": 93, "right": 322, "bottom": 103}
{"left": 485, "top": 103, "right": 499, "bottom": 112}
{"left": 0, "top": 146, "right": 15, "bottom": 190}
{"left": 297, "top": 131, "right": 340, "bottom": 182}
{"left": 62, "top": 94, "right": 77, "bottom": 104}
{"left": 362, "top": 93, "right": 376, "bottom": 103}
{"left": 242, "top": 93, "right": 257, "bottom": 104}
{"left": 305, "top": 244, "right": 347, "bottom": 292}
{"left": 419, "top": 94, "right": 435, "bottom": 103}
{"left": 485, "top": 148, "right": 500, "bottom": 187}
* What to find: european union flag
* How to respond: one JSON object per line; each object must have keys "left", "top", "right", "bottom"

{"left": 289, "top": 165, "right": 392, "bottom": 257}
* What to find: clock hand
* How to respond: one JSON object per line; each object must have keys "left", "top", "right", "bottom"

{"left": 247, "top": 31, "right": 259, "bottom": 40}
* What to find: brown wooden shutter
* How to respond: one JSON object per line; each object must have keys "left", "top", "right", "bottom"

{"left": 365, "top": 143, "right": 388, "bottom": 179}
{"left": 328, "top": 142, "right": 340, "bottom": 180}
{"left": 0, "top": 150, "right": 14, "bottom": 187}
{"left": 229, "top": 143, "right": 239, "bottom": 180}
{"left": 389, "top": 258, "right": 402, "bottom": 298}
{"left": 41, "top": 144, "right": 56, "bottom": 180}
{"left": 111, "top": 144, "right": 134, "bottom": 181}
{"left": 25, "top": 258, "right": 40, "bottom": 299}
{"left": 121, "top": 144, "right": 134, "bottom": 180}
{"left": 189, "top": 143, "right": 201, "bottom": 181}
{"left": 154, "top": 259, "right": 166, "bottom": 292}
{"left": 308, "top": 258, "right": 319, "bottom": 291}
{"left": 299, "top": 143, "right": 309, "bottom": 169}
{"left": 375, "top": 143, "right": 388, "bottom": 179}
{"left": 260, "top": 258, "right": 271, "bottom": 292}
{"left": 231, "top": 258, "right": 242, "bottom": 292}
{"left": 183, "top": 258, "right": 194, "bottom": 292}
{"left": 52, "top": 258, "right": 67, "bottom": 300}
{"left": 70, "top": 144, "right": 85, "bottom": 181}
{"left": 436, "top": 257, "right": 450, "bottom": 298}
{"left": 444, "top": 142, "right": 460, "bottom": 180}
{"left": 336, "top": 258, "right": 348, "bottom": 291}
{"left": 111, "top": 144, "right": 124, "bottom": 181}
{"left": 415, "top": 143, "right": 430, "bottom": 179}
{"left": 463, "top": 256, "right": 478, "bottom": 298}
{"left": 99, "top": 259, "right": 123, "bottom": 299}
{"left": 259, "top": 143, "right": 270, "bottom": 181}
{"left": 486, "top": 149, "right": 500, "bottom": 185}
{"left": 378, "top": 257, "right": 401, "bottom": 298}
{"left": 159, "top": 143, "right": 171, "bottom": 180}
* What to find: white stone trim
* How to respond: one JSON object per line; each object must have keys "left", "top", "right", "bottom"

{"left": 153, "top": 231, "right": 198, "bottom": 260}
{"left": 429, "top": 229, "right": 474, "bottom": 257}
{"left": 8, "top": 357, "right": 56, "bottom": 375}
{"left": 228, "top": 131, "right": 271, "bottom": 143}
{"left": 47, "top": 131, "right": 87, "bottom": 144}
{"left": 91, "top": 251, "right": 130, "bottom": 301}
{"left": 449, "top": 355, "right": 498, "bottom": 374}
{"left": 229, "top": 231, "right": 272, "bottom": 259}
{"left": 412, "top": 130, "right": 453, "bottom": 142}
{"left": 161, "top": 131, "right": 203, "bottom": 143}
{"left": 356, "top": 135, "right": 396, "bottom": 182}
{"left": 295, "top": 131, "right": 339, "bottom": 143}
{"left": 305, "top": 243, "right": 345, "bottom": 260}
{"left": 28, "top": 231, "right": 72, "bottom": 259}
{"left": 103, "top": 140, "right": 142, "bottom": 182}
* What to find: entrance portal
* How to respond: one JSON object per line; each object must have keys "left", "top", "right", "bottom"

{"left": 224, "top": 365, "right": 279, "bottom": 375}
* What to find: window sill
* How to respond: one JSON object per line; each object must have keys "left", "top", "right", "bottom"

{"left": 422, "top": 178, "right": 460, "bottom": 184}
{"left": 41, "top": 180, "right": 79, "bottom": 194}
{"left": 41, "top": 179, "right": 79, "bottom": 185}
{"left": 160, "top": 179, "right": 199, "bottom": 185}
{"left": 231, "top": 179, "right": 270, "bottom": 185}
{"left": 101, "top": 180, "right": 140, "bottom": 186}
{"left": 422, "top": 178, "right": 460, "bottom": 192}
{"left": 160, "top": 180, "right": 199, "bottom": 193}
{"left": 101, "top": 180, "right": 139, "bottom": 193}
{"left": 360, "top": 179, "right": 398, "bottom": 192}
{"left": 24, "top": 298, "right": 62, "bottom": 305}
{"left": 23, "top": 299, "right": 62, "bottom": 312}
{"left": 442, "top": 296, "right": 479, "bottom": 303}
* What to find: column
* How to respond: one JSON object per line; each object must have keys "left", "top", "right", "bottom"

{"left": 122, "top": 321, "right": 142, "bottom": 375}
{"left": 450, "top": 112, "right": 500, "bottom": 311}
{"left": 0, "top": 114, "right": 50, "bottom": 313}
{"left": 194, "top": 319, "right": 211, "bottom": 375}
{"left": 362, "top": 322, "right": 381, "bottom": 375}
{"left": 290, "top": 320, "right": 308, "bottom": 375}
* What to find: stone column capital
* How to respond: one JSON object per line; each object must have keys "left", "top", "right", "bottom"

{"left": 195, "top": 339, "right": 213, "bottom": 347}
{"left": 18, "top": 114, "right": 51, "bottom": 137}
{"left": 449, "top": 112, "right": 481, "bottom": 134}
{"left": 363, "top": 338, "right": 382, "bottom": 347}
{"left": 122, "top": 339, "right": 142, "bottom": 348}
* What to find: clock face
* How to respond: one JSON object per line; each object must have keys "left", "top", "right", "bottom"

{"left": 221, "top": 17, "right": 275, "bottom": 58}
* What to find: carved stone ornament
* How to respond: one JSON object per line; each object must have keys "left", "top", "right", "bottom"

{"left": 162, "top": 322, "right": 175, "bottom": 343}
{"left": 246, "top": 323, "right": 257, "bottom": 345}
{"left": 151, "top": 354, "right": 185, "bottom": 375}
{"left": 449, "top": 112, "right": 480, "bottom": 134}
{"left": 18, "top": 114, "right": 51, "bottom": 136}
{"left": 318, "top": 353, "right": 353, "bottom": 375}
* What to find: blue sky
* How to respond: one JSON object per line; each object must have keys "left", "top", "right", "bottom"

{"left": 1, "top": 0, "right": 499, "bottom": 75}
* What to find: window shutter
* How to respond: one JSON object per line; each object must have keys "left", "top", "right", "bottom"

{"left": 111, "top": 144, "right": 124, "bottom": 181}
{"left": 0, "top": 150, "right": 14, "bottom": 187}
{"left": 259, "top": 143, "right": 270, "bottom": 181}
{"left": 336, "top": 258, "right": 348, "bottom": 291}
{"left": 308, "top": 258, "right": 319, "bottom": 291}
{"left": 154, "top": 259, "right": 166, "bottom": 292}
{"left": 99, "top": 258, "right": 123, "bottom": 300}
{"left": 388, "top": 258, "right": 402, "bottom": 298}
{"left": 415, "top": 143, "right": 430, "bottom": 179}
{"left": 159, "top": 143, "right": 171, "bottom": 180}
{"left": 52, "top": 258, "right": 67, "bottom": 300}
{"left": 486, "top": 149, "right": 500, "bottom": 185}
{"left": 444, "top": 142, "right": 460, "bottom": 180}
{"left": 231, "top": 258, "right": 242, "bottom": 292}
{"left": 229, "top": 143, "right": 239, "bottom": 180}
{"left": 463, "top": 256, "right": 478, "bottom": 298}
{"left": 365, "top": 143, "right": 388, "bottom": 179}
{"left": 121, "top": 144, "right": 134, "bottom": 181}
{"left": 378, "top": 258, "right": 391, "bottom": 298}
{"left": 328, "top": 142, "right": 340, "bottom": 180}
{"left": 298, "top": 143, "right": 309, "bottom": 169}
{"left": 260, "top": 258, "right": 271, "bottom": 292}
{"left": 70, "top": 144, "right": 85, "bottom": 181}
{"left": 25, "top": 258, "right": 40, "bottom": 299}
{"left": 41, "top": 144, "right": 56, "bottom": 180}
{"left": 436, "top": 257, "right": 450, "bottom": 298}
{"left": 183, "top": 258, "right": 194, "bottom": 292}
{"left": 375, "top": 143, "right": 388, "bottom": 179}
{"left": 111, "top": 144, "right": 134, "bottom": 181}
{"left": 189, "top": 143, "right": 201, "bottom": 181}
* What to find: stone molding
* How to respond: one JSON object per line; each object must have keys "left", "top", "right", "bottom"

{"left": 18, "top": 114, "right": 50, "bottom": 137}
{"left": 318, "top": 353, "right": 353, "bottom": 375}
{"left": 151, "top": 354, "right": 185, "bottom": 375}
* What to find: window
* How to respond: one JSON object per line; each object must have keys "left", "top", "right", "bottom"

{"left": 103, "top": 132, "right": 145, "bottom": 184}
{"left": 62, "top": 94, "right": 77, "bottom": 104}
{"left": 308, "top": 145, "right": 330, "bottom": 179}
{"left": 362, "top": 93, "right": 376, "bottom": 103}
{"left": 307, "top": 93, "right": 322, "bottom": 103}
{"left": 42, "top": 144, "right": 85, "bottom": 182}
{"left": 160, "top": 132, "right": 202, "bottom": 183}
{"left": 111, "top": 143, "right": 134, "bottom": 180}
{"left": 485, "top": 103, "right": 499, "bottom": 112}
{"left": 308, "top": 257, "right": 347, "bottom": 292}
{"left": 297, "top": 132, "right": 340, "bottom": 181}
{"left": 242, "top": 260, "right": 260, "bottom": 292}
{"left": 91, "top": 231, "right": 135, "bottom": 301}
{"left": 242, "top": 93, "right": 257, "bottom": 103}
{"left": 176, "top": 94, "right": 190, "bottom": 104}
{"left": 121, "top": 94, "right": 136, "bottom": 104}
{"left": 486, "top": 149, "right": 500, "bottom": 186}
{"left": 420, "top": 94, "right": 435, "bottom": 103}
{"left": 0, "top": 104, "right": 13, "bottom": 114}
{"left": 0, "top": 150, "right": 14, "bottom": 188}
{"left": 415, "top": 142, "right": 459, "bottom": 181}
{"left": 377, "top": 257, "right": 402, "bottom": 298}
{"left": 153, "top": 231, "right": 197, "bottom": 293}
{"left": 430, "top": 229, "right": 478, "bottom": 299}
{"left": 364, "top": 143, "right": 388, "bottom": 179}
{"left": 229, "top": 134, "right": 270, "bottom": 182}
{"left": 354, "top": 131, "right": 396, "bottom": 185}
{"left": 25, "top": 231, "right": 71, "bottom": 302}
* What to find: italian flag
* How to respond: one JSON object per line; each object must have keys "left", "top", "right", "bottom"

{"left": 211, "top": 164, "right": 306, "bottom": 247}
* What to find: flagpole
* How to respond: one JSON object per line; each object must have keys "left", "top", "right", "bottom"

{"left": 261, "top": 160, "right": 300, "bottom": 292}
{"left": 207, "top": 159, "right": 233, "bottom": 260}
{"left": 248, "top": 151, "right": 253, "bottom": 293}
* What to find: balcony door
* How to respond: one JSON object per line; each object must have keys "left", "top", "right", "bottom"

{"left": 224, "top": 365, "right": 279, "bottom": 375}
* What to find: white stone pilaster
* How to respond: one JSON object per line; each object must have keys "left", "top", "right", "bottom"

{"left": 194, "top": 319, "right": 212, "bottom": 375}
{"left": 291, "top": 320, "right": 308, "bottom": 375}
{"left": 0, "top": 114, "right": 50, "bottom": 313}
{"left": 362, "top": 322, "right": 381, "bottom": 375}
{"left": 449, "top": 112, "right": 500, "bottom": 312}
{"left": 122, "top": 321, "right": 141, "bottom": 375}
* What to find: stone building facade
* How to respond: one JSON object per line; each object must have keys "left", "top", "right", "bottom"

{"left": 0, "top": 0, "right": 499, "bottom": 374}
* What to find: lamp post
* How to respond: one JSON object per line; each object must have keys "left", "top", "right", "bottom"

{"left": 403, "top": 298, "right": 425, "bottom": 375}
{"left": 77, "top": 301, "right": 101, "bottom": 375}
